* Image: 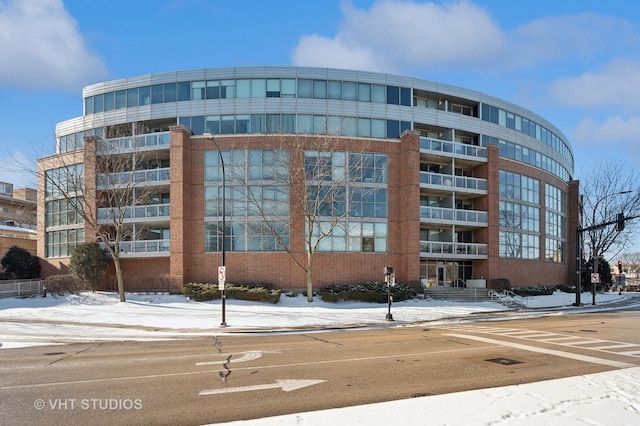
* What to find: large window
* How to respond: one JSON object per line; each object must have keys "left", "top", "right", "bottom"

{"left": 306, "top": 151, "right": 388, "bottom": 253}
{"left": 499, "top": 170, "right": 540, "bottom": 259}
{"left": 204, "top": 149, "right": 290, "bottom": 252}
{"left": 545, "top": 183, "right": 567, "bottom": 263}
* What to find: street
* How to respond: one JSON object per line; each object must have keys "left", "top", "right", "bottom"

{"left": 2, "top": 309, "right": 640, "bottom": 425}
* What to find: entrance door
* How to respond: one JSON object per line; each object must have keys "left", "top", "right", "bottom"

{"left": 437, "top": 264, "right": 446, "bottom": 286}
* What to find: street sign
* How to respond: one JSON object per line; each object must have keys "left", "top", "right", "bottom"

{"left": 218, "top": 266, "right": 226, "bottom": 290}
{"left": 591, "top": 273, "right": 600, "bottom": 284}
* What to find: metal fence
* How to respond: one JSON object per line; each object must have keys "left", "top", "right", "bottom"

{"left": 0, "top": 280, "right": 45, "bottom": 299}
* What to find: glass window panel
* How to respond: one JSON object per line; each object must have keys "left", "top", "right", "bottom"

{"left": 236, "top": 115, "right": 249, "bottom": 134}
{"left": 127, "top": 88, "right": 138, "bottom": 107}
{"left": 298, "top": 115, "right": 312, "bottom": 134}
{"left": 191, "top": 116, "right": 204, "bottom": 135}
{"left": 104, "top": 92, "right": 115, "bottom": 111}
{"left": 328, "top": 80, "right": 342, "bottom": 99}
{"left": 298, "top": 79, "right": 312, "bottom": 98}
{"left": 372, "top": 119, "right": 385, "bottom": 138}
{"left": 343, "top": 81, "right": 357, "bottom": 100}
{"left": 94, "top": 94, "right": 104, "bottom": 113}
{"left": 327, "top": 116, "right": 342, "bottom": 135}
{"left": 282, "top": 114, "right": 295, "bottom": 133}
{"left": 220, "top": 80, "right": 235, "bottom": 98}
{"left": 236, "top": 79, "right": 250, "bottom": 98}
{"left": 250, "top": 114, "right": 265, "bottom": 133}
{"left": 178, "top": 82, "right": 190, "bottom": 101}
{"left": 205, "top": 116, "right": 220, "bottom": 135}
{"left": 358, "top": 83, "right": 371, "bottom": 102}
{"left": 343, "top": 116, "right": 357, "bottom": 136}
{"left": 221, "top": 115, "right": 234, "bottom": 134}
{"left": 386, "top": 85, "right": 399, "bottom": 105}
{"left": 358, "top": 118, "right": 371, "bottom": 137}
{"left": 313, "top": 115, "right": 326, "bottom": 134}
{"left": 85, "top": 97, "right": 94, "bottom": 115}
{"left": 139, "top": 86, "right": 150, "bottom": 105}
{"left": 206, "top": 80, "right": 220, "bottom": 99}
{"left": 151, "top": 84, "right": 164, "bottom": 103}
{"left": 192, "top": 81, "right": 205, "bottom": 100}
{"left": 400, "top": 87, "right": 411, "bottom": 106}
{"left": 164, "top": 83, "right": 177, "bottom": 102}
{"left": 371, "top": 84, "right": 385, "bottom": 103}
{"left": 266, "top": 79, "right": 280, "bottom": 97}
{"left": 313, "top": 80, "right": 327, "bottom": 98}
{"left": 281, "top": 79, "right": 296, "bottom": 97}
{"left": 266, "top": 114, "right": 281, "bottom": 133}
{"left": 116, "top": 90, "right": 127, "bottom": 109}
{"left": 251, "top": 79, "right": 266, "bottom": 98}
{"left": 386, "top": 120, "right": 400, "bottom": 138}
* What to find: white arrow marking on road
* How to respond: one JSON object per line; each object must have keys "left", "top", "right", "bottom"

{"left": 199, "top": 379, "right": 326, "bottom": 396}
{"left": 195, "top": 351, "right": 263, "bottom": 366}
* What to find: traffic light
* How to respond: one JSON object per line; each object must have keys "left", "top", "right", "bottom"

{"left": 618, "top": 261, "right": 623, "bottom": 274}
{"left": 616, "top": 213, "right": 625, "bottom": 232}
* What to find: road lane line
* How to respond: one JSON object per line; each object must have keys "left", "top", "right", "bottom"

{"left": 445, "top": 333, "right": 635, "bottom": 368}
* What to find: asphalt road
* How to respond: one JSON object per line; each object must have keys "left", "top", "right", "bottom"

{"left": 2, "top": 309, "right": 640, "bottom": 425}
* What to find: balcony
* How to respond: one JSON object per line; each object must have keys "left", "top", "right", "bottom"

{"left": 97, "top": 132, "right": 170, "bottom": 155}
{"left": 420, "top": 137, "right": 487, "bottom": 161}
{"left": 100, "top": 239, "right": 170, "bottom": 257}
{"left": 420, "top": 206, "right": 487, "bottom": 226}
{"left": 420, "top": 172, "right": 487, "bottom": 193}
{"left": 97, "top": 167, "right": 170, "bottom": 189}
{"left": 420, "top": 241, "right": 488, "bottom": 259}
{"left": 98, "top": 203, "right": 170, "bottom": 222}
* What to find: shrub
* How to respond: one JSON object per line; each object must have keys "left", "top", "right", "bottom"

{"left": 182, "top": 282, "right": 281, "bottom": 303}
{"left": 1, "top": 246, "right": 40, "bottom": 279}
{"left": 509, "top": 286, "right": 555, "bottom": 296}
{"left": 70, "top": 242, "right": 111, "bottom": 291}
{"left": 490, "top": 278, "right": 510, "bottom": 291}
{"left": 318, "top": 281, "right": 417, "bottom": 303}
{"left": 45, "top": 274, "right": 85, "bottom": 296}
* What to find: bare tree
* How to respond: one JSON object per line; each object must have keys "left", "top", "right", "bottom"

{"left": 40, "top": 122, "right": 163, "bottom": 302}
{"left": 580, "top": 160, "right": 640, "bottom": 260}
{"left": 221, "top": 134, "right": 379, "bottom": 302}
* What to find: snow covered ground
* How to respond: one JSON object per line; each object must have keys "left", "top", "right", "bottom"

{"left": 1, "top": 290, "right": 639, "bottom": 425}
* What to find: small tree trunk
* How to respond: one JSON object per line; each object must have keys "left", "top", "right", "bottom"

{"left": 306, "top": 252, "right": 314, "bottom": 302}
{"left": 114, "top": 257, "right": 126, "bottom": 302}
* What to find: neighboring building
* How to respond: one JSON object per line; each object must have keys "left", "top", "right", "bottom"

{"left": 38, "top": 67, "right": 579, "bottom": 292}
{"left": 0, "top": 182, "right": 37, "bottom": 261}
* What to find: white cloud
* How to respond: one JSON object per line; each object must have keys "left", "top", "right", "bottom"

{"left": 573, "top": 115, "right": 640, "bottom": 144}
{"left": 292, "top": 0, "right": 505, "bottom": 74}
{"left": 506, "top": 13, "right": 636, "bottom": 69}
{"left": 0, "top": 0, "right": 107, "bottom": 91}
{"left": 549, "top": 59, "right": 640, "bottom": 110}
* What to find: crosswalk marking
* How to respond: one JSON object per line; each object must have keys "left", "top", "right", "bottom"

{"left": 434, "top": 324, "right": 640, "bottom": 360}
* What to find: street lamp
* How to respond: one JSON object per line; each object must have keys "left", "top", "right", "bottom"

{"left": 204, "top": 133, "right": 227, "bottom": 327}
{"left": 575, "top": 190, "right": 632, "bottom": 306}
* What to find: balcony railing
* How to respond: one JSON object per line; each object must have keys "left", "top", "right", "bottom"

{"left": 97, "top": 132, "right": 170, "bottom": 155}
{"left": 420, "top": 172, "right": 487, "bottom": 192}
{"left": 100, "top": 239, "right": 170, "bottom": 255}
{"left": 420, "top": 206, "right": 488, "bottom": 225}
{"left": 98, "top": 203, "right": 170, "bottom": 221}
{"left": 97, "top": 167, "right": 170, "bottom": 188}
{"left": 420, "top": 137, "right": 487, "bottom": 159}
{"left": 420, "top": 241, "right": 488, "bottom": 257}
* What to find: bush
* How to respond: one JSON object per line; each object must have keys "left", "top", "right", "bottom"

{"left": 318, "top": 281, "right": 417, "bottom": 303}
{"left": 490, "top": 278, "right": 510, "bottom": 291}
{"left": 70, "top": 242, "right": 111, "bottom": 291}
{"left": 182, "top": 282, "right": 281, "bottom": 303}
{"left": 1, "top": 246, "right": 40, "bottom": 279}
{"left": 45, "top": 274, "right": 85, "bottom": 296}
{"left": 509, "top": 286, "right": 556, "bottom": 296}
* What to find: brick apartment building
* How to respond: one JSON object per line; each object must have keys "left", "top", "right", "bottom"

{"left": 0, "top": 182, "right": 37, "bottom": 260}
{"left": 37, "top": 67, "right": 579, "bottom": 292}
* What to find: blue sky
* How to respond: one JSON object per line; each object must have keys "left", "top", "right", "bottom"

{"left": 1, "top": 0, "right": 639, "bottom": 189}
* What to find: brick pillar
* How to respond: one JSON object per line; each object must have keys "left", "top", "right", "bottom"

{"left": 169, "top": 125, "right": 192, "bottom": 285}
{"left": 396, "top": 130, "right": 421, "bottom": 285}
